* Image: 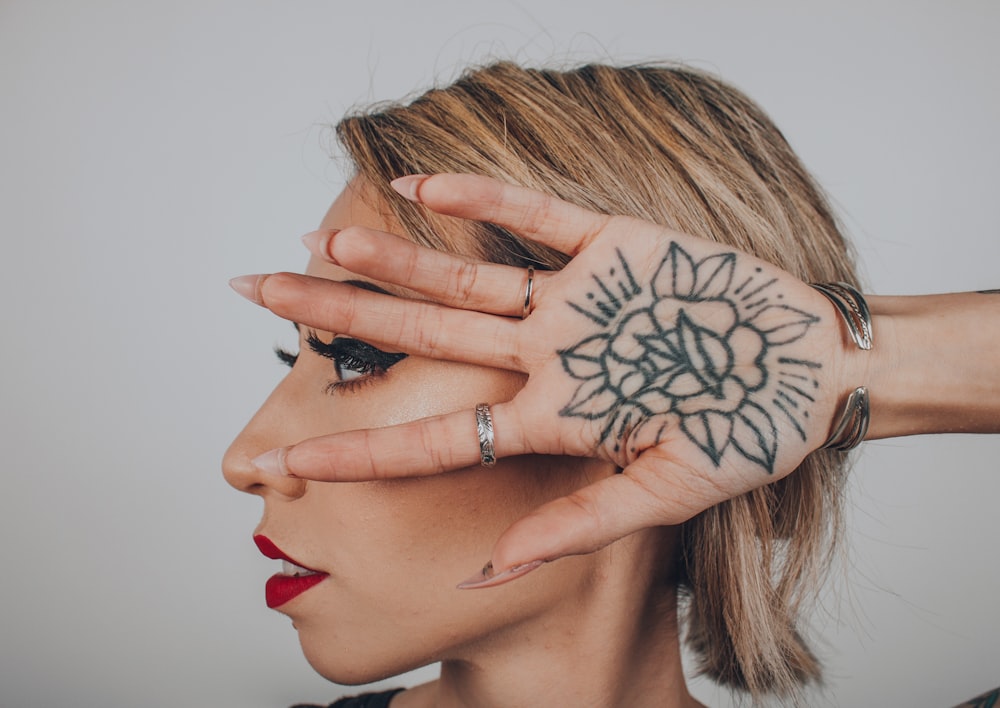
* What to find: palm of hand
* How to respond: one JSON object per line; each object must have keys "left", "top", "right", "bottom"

{"left": 514, "top": 218, "right": 829, "bottom": 496}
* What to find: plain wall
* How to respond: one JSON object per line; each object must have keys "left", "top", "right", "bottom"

{"left": 1, "top": 1, "right": 997, "bottom": 706}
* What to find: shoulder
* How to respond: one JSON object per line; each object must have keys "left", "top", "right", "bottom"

{"left": 290, "top": 688, "right": 405, "bottom": 708}
{"left": 951, "top": 687, "right": 1000, "bottom": 708}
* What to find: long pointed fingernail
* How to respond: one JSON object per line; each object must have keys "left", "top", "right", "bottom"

{"left": 250, "top": 447, "right": 291, "bottom": 477}
{"left": 301, "top": 230, "right": 339, "bottom": 263}
{"left": 390, "top": 174, "right": 430, "bottom": 202}
{"left": 456, "top": 559, "right": 544, "bottom": 590}
{"left": 229, "top": 274, "right": 267, "bottom": 306}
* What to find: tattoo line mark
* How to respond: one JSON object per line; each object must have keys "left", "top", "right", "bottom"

{"left": 567, "top": 248, "right": 642, "bottom": 327}
{"left": 740, "top": 277, "right": 778, "bottom": 302}
{"left": 776, "top": 389, "right": 799, "bottom": 408}
{"left": 778, "top": 380, "right": 816, "bottom": 402}
{"left": 774, "top": 398, "right": 808, "bottom": 441}
{"left": 558, "top": 241, "right": 821, "bottom": 474}
{"left": 732, "top": 275, "right": 754, "bottom": 296}
{"left": 779, "top": 371, "right": 812, "bottom": 382}
{"left": 778, "top": 356, "right": 822, "bottom": 369}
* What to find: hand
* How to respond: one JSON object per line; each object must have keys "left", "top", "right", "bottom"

{"left": 239, "top": 174, "right": 851, "bottom": 585}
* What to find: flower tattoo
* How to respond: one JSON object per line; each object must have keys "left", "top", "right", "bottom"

{"left": 558, "top": 243, "right": 821, "bottom": 474}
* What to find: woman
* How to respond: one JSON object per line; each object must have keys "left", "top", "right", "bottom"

{"left": 226, "top": 63, "right": 1000, "bottom": 705}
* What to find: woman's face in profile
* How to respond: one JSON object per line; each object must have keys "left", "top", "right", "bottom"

{"left": 222, "top": 181, "right": 606, "bottom": 683}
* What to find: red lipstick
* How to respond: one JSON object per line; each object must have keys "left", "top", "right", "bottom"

{"left": 254, "top": 535, "right": 328, "bottom": 609}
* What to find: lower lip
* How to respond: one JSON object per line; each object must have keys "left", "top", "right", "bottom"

{"left": 265, "top": 573, "right": 328, "bottom": 609}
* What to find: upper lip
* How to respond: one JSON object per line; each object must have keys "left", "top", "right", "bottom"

{"left": 253, "top": 534, "right": 325, "bottom": 573}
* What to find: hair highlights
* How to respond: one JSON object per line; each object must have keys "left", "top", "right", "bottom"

{"left": 337, "top": 61, "right": 855, "bottom": 700}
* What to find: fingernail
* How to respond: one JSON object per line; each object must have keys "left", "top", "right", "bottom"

{"left": 301, "top": 230, "right": 339, "bottom": 264}
{"left": 390, "top": 174, "right": 430, "bottom": 202}
{"left": 456, "top": 559, "right": 544, "bottom": 590}
{"left": 229, "top": 274, "right": 267, "bottom": 306}
{"left": 251, "top": 447, "right": 291, "bottom": 477}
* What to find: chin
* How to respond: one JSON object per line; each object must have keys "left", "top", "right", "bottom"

{"left": 298, "top": 630, "right": 430, "bottom": 686}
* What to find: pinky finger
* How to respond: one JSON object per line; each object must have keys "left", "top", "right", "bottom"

{"left": 259, "top": 402, "right": 529, "bottom": 482}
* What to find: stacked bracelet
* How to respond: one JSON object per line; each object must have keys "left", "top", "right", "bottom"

{"left": 810, "top": 282, "right": 872, "bottom": 451}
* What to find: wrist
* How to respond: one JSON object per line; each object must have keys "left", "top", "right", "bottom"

{"left": 864, "top": 293, "right": 1000, "bottom": 438}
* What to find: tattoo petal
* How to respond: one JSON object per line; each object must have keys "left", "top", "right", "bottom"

{"left": 653, "top": 242, "right": 698, "bottom": 299}
{"left": 693, "top": 253, "right": 736, "bottom": 299}
{"left": 559, "top": 335, "right": 609, "bottom": 380}
{"left": 747, "top": 305, "right": 820, "bottom": 345}
{"left": 680, "top": 411, "right": 734, "bottom": 465}
{"left": 730, "top": 400, "right": 778, "bottom": 473}
{"left": 664, "top": 371, "right": 706, "bottom": 398}
{"left": 562, "top": 377, "right": 621, "bottom": 419}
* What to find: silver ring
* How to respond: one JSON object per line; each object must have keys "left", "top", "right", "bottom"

{"left": 521, "top": 266, "right": 535, "bottom": 319}
{"left": 475, "top": 403, "right": 496, "bottom": 467}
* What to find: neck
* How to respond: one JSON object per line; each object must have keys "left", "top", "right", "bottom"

{"left": 399, "top": 528, "right": 702, "bottom": 708}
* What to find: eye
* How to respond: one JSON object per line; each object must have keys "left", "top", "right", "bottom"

{"left": 305, "top": 331, "right": 407, "bottom": 392}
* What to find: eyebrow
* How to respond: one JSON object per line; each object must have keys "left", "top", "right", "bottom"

{"left": 292, "top": 279, "right": 398, "bottom": 333}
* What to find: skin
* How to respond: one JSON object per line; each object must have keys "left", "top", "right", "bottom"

{"left": 243, "top": 174, "right": 853, "bottom": 580}
{"left": 223, "top": 181, "right": 703, "bottom": 708}
{"left": 241, "top": 175, "right": 1000, "bottom": 585}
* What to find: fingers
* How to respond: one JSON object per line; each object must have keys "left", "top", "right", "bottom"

{"left": 306, "top": 226, "right": 551, "bottom": 318}
{"left": 258, "top": 272, "right": 526, "bottom": 370}
{"left": 393, "top": 174, "right": 612, "bottom": 256}
{"left": 275, "top": 402, "right": 529, "bottom": 481}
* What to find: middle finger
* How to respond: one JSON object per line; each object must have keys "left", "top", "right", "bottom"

{"left": 307, "top": 226, "right": 553, "bottom": 318}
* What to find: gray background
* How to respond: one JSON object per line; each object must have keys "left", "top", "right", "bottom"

{"left": 1, "top": 1, "right": 998, "bottom": 706}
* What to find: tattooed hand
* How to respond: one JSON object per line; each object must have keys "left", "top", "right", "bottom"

{"left": 244, "top": 174, "right": 856, "bottom": 583}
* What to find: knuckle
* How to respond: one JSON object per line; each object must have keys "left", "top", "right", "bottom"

{"left": 561, "top": 490, "right": 605, "bottom": 537}
{"left": 309, "top": 284, "right": 354, "bottom": 330}
{"left": 363, "top": 431, "right": 394, "bottom": 481}
{"left": 416, "top": 423, "right": 446, "bottom": 472}
{"left": 448, "top": 260, "right": 479, "bottom": 308}
{"left": 519, "top": 194, "right": 554, "bottom": 236}
{"left": 401, "top": 303, "right": 444, "bottom": 354}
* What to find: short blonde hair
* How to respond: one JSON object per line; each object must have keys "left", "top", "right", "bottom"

{"left": 337, "top": 61, "right": 855, "bottom": 700}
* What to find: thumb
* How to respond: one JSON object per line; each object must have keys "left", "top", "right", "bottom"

{"left": 457, "top": 456, "right": 709, "bottom": 589}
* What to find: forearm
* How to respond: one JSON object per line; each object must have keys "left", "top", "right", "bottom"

{"left": 861, "top": 292, "right": 1000, "bottom": 438}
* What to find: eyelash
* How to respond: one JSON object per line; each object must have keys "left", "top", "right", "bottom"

{"left": 274, "top": 332, "right": 407, "bottom": 393}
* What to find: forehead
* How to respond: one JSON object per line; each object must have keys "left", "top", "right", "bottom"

{"left": 319, "top": 179, "right": 393, "bottom": 233}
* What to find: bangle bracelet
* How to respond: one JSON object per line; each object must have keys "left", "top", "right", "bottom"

{"left": 810, "top": 282, "right": 872, "bottom": 350}
{"left": 822, "top": 386, "right": 870, "bottom": 451}
{"left": 811, "top": 281, "right": 872, "bottom": 451}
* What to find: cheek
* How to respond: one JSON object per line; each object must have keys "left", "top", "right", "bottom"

{"left": 291, "top": 459, "right": 605, "bottom": 684}
{"left": 302, "top": 461, "right": 553, "bottom": 579}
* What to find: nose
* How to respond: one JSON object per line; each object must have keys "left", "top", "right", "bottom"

{"left": 223, "top": 382, "right": 308, "bottom": 500}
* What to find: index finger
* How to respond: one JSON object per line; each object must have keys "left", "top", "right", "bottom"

{"left": 279, "top": 401, "right": 531, "bottom": 481}
{"left": 393, "top": 174, "right": 612, "bottom": 256}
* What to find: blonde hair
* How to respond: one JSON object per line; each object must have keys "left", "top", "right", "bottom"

{"left": 336, "top": 61, "right": 854, "bottom": 701}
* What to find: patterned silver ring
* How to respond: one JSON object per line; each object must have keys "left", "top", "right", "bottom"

{"left": 521, "top": 266, "right": 535, "bottom": 319}
{"left": 475, "top": 403, "right": 496, "bottom": 467}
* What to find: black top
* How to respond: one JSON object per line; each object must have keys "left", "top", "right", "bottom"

{"left": 291, "top": 688, "right": 404, "bottom": 708}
